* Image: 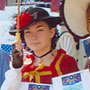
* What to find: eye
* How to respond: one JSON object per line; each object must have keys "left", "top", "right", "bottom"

{"left": 37, "top": 29, "right": 44, "bottom": 32}
{"left": 24, "top": 31, "right": 31, "bottom": 34}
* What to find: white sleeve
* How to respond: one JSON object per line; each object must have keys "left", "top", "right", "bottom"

{"left": 56, "top": 32, "right": 77, "bottom": 60}
{"left": 1, "top": 61, "right": 23, "bottom": 90}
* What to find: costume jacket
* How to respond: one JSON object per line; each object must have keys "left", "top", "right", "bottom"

{"left": 21, "top": 49, "right": 79, "bottom": 84}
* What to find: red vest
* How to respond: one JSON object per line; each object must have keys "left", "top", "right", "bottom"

{"left": 21, "top": 49, "right": 79, "bottom": 84}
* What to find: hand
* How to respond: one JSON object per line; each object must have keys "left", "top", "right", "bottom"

{"left": 85, "top": 59, "right": 90, "bottom": 71}
{"left": 12, "top": 43, "right": 23, "bottom": 68}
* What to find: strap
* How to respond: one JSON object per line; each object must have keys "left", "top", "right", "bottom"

{"left": 55, "top": 53, "right": 65, "bottom": 76}
{"left": 59, "top": 31, "right": 68, "bottom": 38}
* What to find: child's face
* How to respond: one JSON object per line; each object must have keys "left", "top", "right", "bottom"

{"left": 24, "top": 21, "right": 55, "bottom": 52}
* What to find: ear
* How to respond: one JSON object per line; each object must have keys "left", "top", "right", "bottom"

{"left": 50, "top": 28, "right": 56, "bottom": 38}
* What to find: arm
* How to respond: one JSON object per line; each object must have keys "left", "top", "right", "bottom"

{"left": 1, "top": 44, "right": 23, "bottom": 90}
{"left": 67, "top": 56, "right": 79, "bottom": 73}
{"left": 1, "top": 61, "right": 22, "bottom": 90}
{"left": 85, "top": 58, "right": 90, "bottom": 71}
{"left": 60, "top": 55, "right": 79, "bottom": 75}
{"left": 0, "top": 50, "right": 11, "bottom": 88}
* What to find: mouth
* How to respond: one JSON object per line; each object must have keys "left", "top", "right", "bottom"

{"left": 31, "top": 42, "right": 40, "bottom": 45}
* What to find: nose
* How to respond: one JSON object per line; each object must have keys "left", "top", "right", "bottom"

{"left": 31, "top": 33, "right": 38, "bottom": 40}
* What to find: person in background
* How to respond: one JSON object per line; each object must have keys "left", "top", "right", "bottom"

{"left": 56, "top": 0, "right": 77, "bottom": 61}
{"left": 85, "top": 4, "right": 90, "bottom": 71}
{"left": 1, "top": 7, "right": 79, "bottom": 90}
{"left": 56, "top": 25, "right": 77, "bottom": 60}
{"left": 0, "top": 49, "right": 10, "bottom": 89}
{"left": 59, "top": 0, "right": 90, "bottom": 70}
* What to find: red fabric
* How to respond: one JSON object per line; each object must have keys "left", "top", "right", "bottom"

{"left": 21, "top": 49, "right": 79, "bottom": 84}
{"left": 15, "top": 12, "right": 32, "bottom": 30}
{"left": 51, "top": 0, "right": 60, "bottom": 12}
{"left": 0, "top": 0, "right": 5, "bottom": 10}
{"left": 60, "top": 55, "right": 79, "bottom": 74}
{"left": 44, "top": 0, "right": 51, "bottom": 2}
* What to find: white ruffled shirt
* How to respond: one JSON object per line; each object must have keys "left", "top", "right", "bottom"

{"left": 1, "top": 61, "right": 22, "bottom": 90}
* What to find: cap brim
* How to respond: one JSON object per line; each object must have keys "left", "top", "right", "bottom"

{"left": 61, "top": 0, "right": 90, "bottom": 38}
{"left": 9, "top": 16, "right": 62, "bottom": 35}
